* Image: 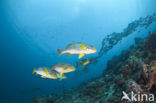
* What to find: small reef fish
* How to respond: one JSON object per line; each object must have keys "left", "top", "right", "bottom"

{"left": 143, "top": 64, "right": 148, "bottom": 72}
{"left": 51, "top": 63, "right": 75, "bottom": 76}
{"left": 57, "top": 42, "right": 96, "bottom": 59}
{"left": 32, "top": 67, "right": 57, "bottom": 79}
{"left": 76, "top": 58, "right": 90, "bottom": 67}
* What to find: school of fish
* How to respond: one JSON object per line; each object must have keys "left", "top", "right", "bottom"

{"left": 32, "top": 42, "right": 96, "bottom": 80}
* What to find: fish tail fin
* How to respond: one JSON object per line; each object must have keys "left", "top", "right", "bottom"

{"left": 32, "top": 68, "right": 36, "bottom": 75}
{"left": 57, "top": 49, "right": 62, "bottom": 56}
{"left": 76, "top": 62, "right": 79, "bottom": 68}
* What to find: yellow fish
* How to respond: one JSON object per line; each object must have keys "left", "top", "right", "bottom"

{"left": 76, "top": 58, "right": 90, "bottom": 67}
{"left": 32, "top": 67, "right": 57, "bottom": 79}
{"left": 57, "top": 42, "right": 96, "bottom": 59}
{"left": 51, "top": 63, "right": 75, "bottom": 77}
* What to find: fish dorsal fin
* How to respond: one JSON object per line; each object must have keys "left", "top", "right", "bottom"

{"left": 79, "top": 54, "right": 85, "bottom": 59}
{"left": 77, "top": 42, "right": 83, "bottom": 44}
{"left": 45, "top": 68, "right": 49, "bottom": 74}
{"left": 60, "top": 63, "right": 66, "bottom": 65}
{"left": 66, "top": 44, "right": 72, "bottom": 48}
{"left": 53, "top": 64, "right": 57, "bottom": 67}
{"left": 67, "top": 53, "right": 72, "bottom": 56}
{"left": 80, "top": 45, "right": 86, "bottom": 50}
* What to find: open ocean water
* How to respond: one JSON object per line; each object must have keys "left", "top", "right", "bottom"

{"left": 0, "top": 0, "right": 156, "bottom": 103}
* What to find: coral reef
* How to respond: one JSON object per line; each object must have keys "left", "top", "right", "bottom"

{"left": 33, "top": 32, "right": 156, "bottom": 103}
{"left": 147, "top": 60, "right": 156, "bottom": 91}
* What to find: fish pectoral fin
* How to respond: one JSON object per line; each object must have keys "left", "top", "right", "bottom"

{"left": 80, "top": 45, "right": 86, "bottom": 50}
{"left": 67, "top": 53, "right": 72, "bottom": 56}
{"left": 79, "top": 54, "right": 85, "bottom": 59}
{"left": 45, "top": 68, "right": 49, "bottom": 74}
{"left": 41, "top": 75, "right": 46, "bottom": 78}
{"left": 60, "top": 72, "right": 63, "bottom": 76}
{"left": 63, "top": 66, "right": 66, "bottom": 70}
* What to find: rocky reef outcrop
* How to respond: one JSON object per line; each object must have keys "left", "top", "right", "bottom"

{"left": 32, "top": 32, "right": 156, "bottom": 103}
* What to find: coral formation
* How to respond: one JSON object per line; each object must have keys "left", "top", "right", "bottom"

{"left": 33, "top": 32, "right": 156, "bottom": 103}
{"left": 147, "top": 60, "right": 156, "bottom": 91}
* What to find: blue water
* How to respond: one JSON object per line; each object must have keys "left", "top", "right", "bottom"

{"left": 1, "top": 0, "right": 156, "bottom": 103}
